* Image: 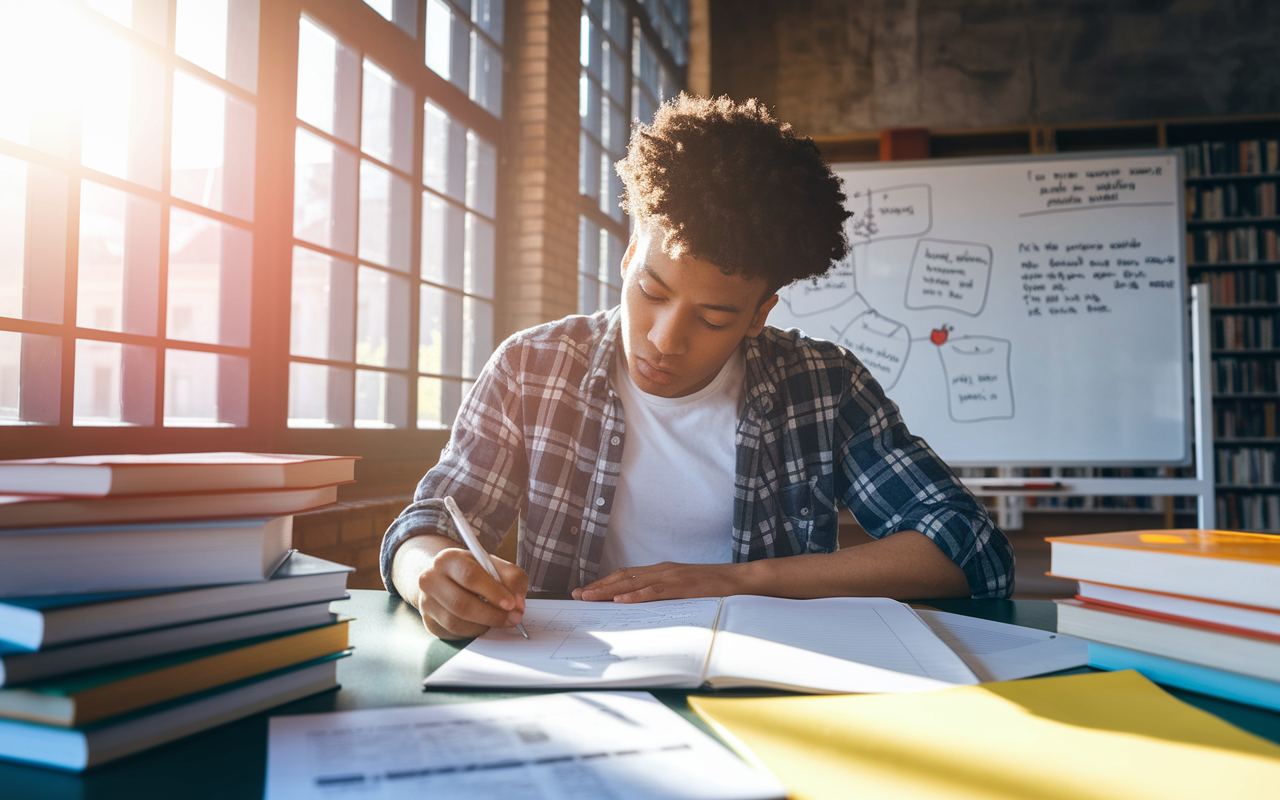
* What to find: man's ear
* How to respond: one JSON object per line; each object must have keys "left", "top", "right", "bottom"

{"left": 746, "top": 293, "right": 780, "bottom": 337}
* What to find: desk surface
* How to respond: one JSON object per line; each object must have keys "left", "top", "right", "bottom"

{"left": 3, "top": 590, "right": 1278, "bottom": 799}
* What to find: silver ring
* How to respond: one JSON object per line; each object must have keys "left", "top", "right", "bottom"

{"left": 629, "top": 574, "right": 637, "bottom": 579}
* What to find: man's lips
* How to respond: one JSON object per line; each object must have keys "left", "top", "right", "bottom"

{"left": 636, "top": 356, "right": 676, "bottom": 384}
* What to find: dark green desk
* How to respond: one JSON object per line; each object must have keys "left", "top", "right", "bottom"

{"left": 3, "top": 590, "right": 1278, "bottom": 799}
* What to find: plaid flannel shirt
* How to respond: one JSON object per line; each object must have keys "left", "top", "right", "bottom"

{"left": 381, "top": 307, "right": 1014, "bottom": 599}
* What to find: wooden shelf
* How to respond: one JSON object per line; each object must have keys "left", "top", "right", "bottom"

{"left": 1215, "top": 438, "right": 1280, "bottom": 445}
{"left": 1186, "top": 173, "right": 1280, "bottom": 183}
{"left": 1188, "top": 261, "right": 1280, "bottom": 270}
{"left": 1186, "top": 216, "right": 1280, "bottom": 227}
{"left": 1216, "top": 484, "right": 1280, "bottom": 491}
{"left": 1213, "top": 393, "right": 1280, "bottom": 400}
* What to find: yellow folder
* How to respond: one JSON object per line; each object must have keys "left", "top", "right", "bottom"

{"left": 690, "top": 670, "right": 1280, "bottom": 800}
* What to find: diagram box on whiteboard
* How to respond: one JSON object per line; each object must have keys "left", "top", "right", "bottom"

{"left": 846, "top": 184, "right": 932, "bottom": 243}
{"left": 905, "top": 238, "right": 994, "bottom": 316}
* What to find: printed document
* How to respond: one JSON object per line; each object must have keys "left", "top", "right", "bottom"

{"left": 264, "top": 691, "right": 785, "bottom": 800}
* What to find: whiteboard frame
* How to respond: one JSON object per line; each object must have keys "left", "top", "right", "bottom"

{"left": 825, "top": 148, "right": 1193, "bottom": 467}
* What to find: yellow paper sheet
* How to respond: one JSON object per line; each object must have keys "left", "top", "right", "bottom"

{"left": 690, "top": 670, "right": 1280, "bottom": 800}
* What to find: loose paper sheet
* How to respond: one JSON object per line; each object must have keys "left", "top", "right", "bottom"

{"left": 265, "top": 691, "right": 784, "bottom": 800}
{"left": 690, "top": 670, "right": 1280, "bottom": 800}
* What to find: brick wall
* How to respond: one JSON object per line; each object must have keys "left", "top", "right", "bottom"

{"left": 497, "top": 0, "right": 582, "bottom": 340}
{"left": 293, "top": 496, "right": 413, "bottom": 590}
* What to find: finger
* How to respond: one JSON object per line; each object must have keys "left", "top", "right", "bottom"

{"left": 578, "top": 573, "right": 651, "bottom": 602}
{"left": 580, "top": 568, "right": 643, "bottom": 596}
{"left": 612, "top": 582, "right": 666, "bottom": 604}
{"left": 423, "top": 578, "right": 511, "bottom": 631}
{"left": 492, "top": 557, "right": 530, "bottom": 614}
{"left": 437, "top": 550, "right": 516, "bottom": 610}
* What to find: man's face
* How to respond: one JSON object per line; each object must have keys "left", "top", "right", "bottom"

{"left": 618, "top": 225, "right": 779, "bottom": 398}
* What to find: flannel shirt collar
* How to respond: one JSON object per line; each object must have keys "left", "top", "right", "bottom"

{"left": 583, "top": 305, "right": 778, "bottom": 415}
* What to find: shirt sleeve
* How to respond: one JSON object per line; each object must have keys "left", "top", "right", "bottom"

{"left": 835, "top": 369, "right": 1015, "bottom": 599}
{"left": 379, "top": 342, "right": 529, "bottom": 599}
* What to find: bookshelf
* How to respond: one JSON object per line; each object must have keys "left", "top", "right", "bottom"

{"left": 814, "top": 114, "right": 1280, "bottom": 532}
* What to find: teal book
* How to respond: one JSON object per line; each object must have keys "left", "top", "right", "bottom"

{"left": 1088, "top": 641, "right": 1280, "bottom": 713}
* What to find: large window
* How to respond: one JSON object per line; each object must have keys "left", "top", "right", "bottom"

{"left": 1, "top": 0, "right": 504, "bottom": 457}
{"left": 577, "top": 0, "right": 687, "bottom": 315}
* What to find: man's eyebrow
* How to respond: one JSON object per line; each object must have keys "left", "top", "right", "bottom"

{"left": 639, "top": 264, "right": 743, "bottom": 314}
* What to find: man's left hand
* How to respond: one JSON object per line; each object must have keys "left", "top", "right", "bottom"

{"left": 571, "top": 562, "right": 743, "bottom": 603}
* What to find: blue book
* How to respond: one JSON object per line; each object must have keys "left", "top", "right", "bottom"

{"left": 1088, "top": 641, "right": 1280, "bottom": 713}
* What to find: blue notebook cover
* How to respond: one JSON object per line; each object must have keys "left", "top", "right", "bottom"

{"left": 1088, "top": 641, "right": 1280, "bottom": 713}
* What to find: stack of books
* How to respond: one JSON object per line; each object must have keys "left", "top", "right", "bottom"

{"left": 1050, "top": 529, "right": 1280, "bottom": 711}
{"left": 0, "top": 453, "right": 358, "bottom": 771}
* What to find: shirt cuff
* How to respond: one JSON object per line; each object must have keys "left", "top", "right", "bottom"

{"left": 378, "top": 499, "right": 461, "bottom": 600}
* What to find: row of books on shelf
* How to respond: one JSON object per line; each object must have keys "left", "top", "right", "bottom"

{"left": 1216, "top": 446, "right": 1277, "bottom": 487}
{"left": 1182, "top": 140, "right": 1280, "bottom": 177}
{"left": 1197, "top": 270, "right": 1280, "bottom": 306}
{"left": 1217, "top": 493, "right": 1280, "bottom": 533}
{"left": 1187, "top": 227, "right": 1280, "bottom": 266}
{"left": 0, "top": 452, "right": 359, "bottom": 772}
{"left": 1212, "top": 312, "right": 1280, "bottom": 350}
{"left": 1214, "top": 400, "right": 1277, "bottom": 439}
{"left": 1213, "top": 357, "right": 1280, "bottom": 395}
{"left": 1052, "top": 529, "right": 1280, "bottom": 712}
{"left": 1187, "top": 181, "right": 1277, "bottom": 220}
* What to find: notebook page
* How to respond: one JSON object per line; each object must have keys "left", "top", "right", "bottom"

{"left": 424, "top": 598, "right": 722, "bottom": 689}
{"left": 704, "top": 596, "right": 978, "bottom": 693}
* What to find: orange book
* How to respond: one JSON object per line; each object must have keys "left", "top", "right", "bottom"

{"left": 1046, "top": 529, "right": 1280, "bottom": 611}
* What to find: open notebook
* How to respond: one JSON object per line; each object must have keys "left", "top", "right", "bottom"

{"left": 423, "top": 596, "right": 979, "bottom": 693}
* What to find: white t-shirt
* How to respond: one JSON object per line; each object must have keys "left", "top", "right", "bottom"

{"left": 599, "top": 347, "right": 745, "bottom": 576}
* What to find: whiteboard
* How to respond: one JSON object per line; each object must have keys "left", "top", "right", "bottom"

{"left": 771, "top": 150, "right": 1189, "bottom": 466}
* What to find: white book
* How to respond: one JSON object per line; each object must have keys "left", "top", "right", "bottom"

{"left": 0, "top": 516, "right": 294, "bottom": 596}
{"left": 0, "top": 452, "right": 356, "bottom": 497}
{"left": 424, "top": 596, "right": 978, "bottom": 693}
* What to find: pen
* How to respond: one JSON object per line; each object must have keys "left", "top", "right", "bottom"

{"left": 442, "top": 496, "right": 530, "bottom": 639}
{"left": 976, "top": 481, "right": 1065, "bottom": 491}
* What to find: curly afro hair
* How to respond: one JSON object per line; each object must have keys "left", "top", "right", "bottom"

{"left": 616, "top": 94, "right": 851, "bottom": 294}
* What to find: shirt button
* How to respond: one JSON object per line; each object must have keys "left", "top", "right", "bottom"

{"left": 595, "top": 497, "right": 605, "bottom": 507}
{"left": 610, "top": 435, "right": 620, "bottom": 446}
{"left": 800, "top": 507, "right": 810, "bottom": 516}
{"left": 570, "top": 526, "right": 579, "bottom": 535}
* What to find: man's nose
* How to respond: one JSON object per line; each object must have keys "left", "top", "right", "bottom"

{"left": 649, "top": 310, "right": 687, "bottom": 356}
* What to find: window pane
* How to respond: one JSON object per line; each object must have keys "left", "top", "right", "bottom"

{"left": 358, "top": 160, "right": 413, "bottom": 271}
{"left": 603, "top": 40, "right": 627, "bottom": 106}
{"left": 602, "top": 228, "right": 624, "bottom": 284}
{"left": 294, "top": 129, "right": 358, "bottom": 253}
{"left": 418, "top": 376, "right": 463, "bottom": 429}
{"left": 426, "top": 0, "right": 468, "bottom": 92}
{"left": 74, "top": 339, "right": 156, "bottom": 426}
{"left": 0, "top": 157, "right": 28, "bottom": 320}
{"left": 0, "top": 332, "right": 61, "bottom": 426}
{"left": 167, "top": 208, "right": 252, "bottom": 347}
{"left": 77, "top": 181, "right": 160, "bottom": 336}
{"left": 289, "top": 361, "right": 353, "bottom": 428}
{"left": 603, "top": 0, "right": 627, "bottom": 46}
{"left": 470, "top": 31, "right": 502, "bottom": 117}
{"left": 0, "top": 5, "right": 75, "bottom": 157}
{"left": 297, "top": 17, "right": 359, "bottom": 143}
{"left": 603, "top": 97, "right": 627, "bottom": 156}
{"left": 87, "top": 0, "right": 168, "bottom": 43}
{"left": 356, "top": 369, "right": 407, "bottom": 428}
{"left": 465, "top": 132, "right": 496, "bottom": 217}
{"left": 418, "top": 283, "right": 464, "bottom": 377}
{"left": 171, "top": 71, "right": 256, "bottom": 220}
{"left": 579, "top": 275, "right": 599, "bottom": 315}
{"left": 423, "top": 101, "right": 466, "bottom": 201}
{"left": 580, "top": 73, "right": 601, "bottom": 139}
{"left": 465, "top": 213, "right": 494, "bottom": 299}
{"left": 602, "top": 153, "right": 624, "bottom": 221}
{"left": 175, "top": 0, "right": 260, "bottom": 92}
{"left": 421, "top": 193, "right": 465, "bottom": 288}
{"left": 291, "top": 246, "right": 355, "bottom": 361}
{"left": 579, "top": 132, "right": 600, "bottom": 200}
{"left": 361, "top": 60, "right": 413, "bottom": 172}
{"left": 580, "top": 13, "right": 601, "bottom": 77}
{"left": 357, "top": 266, "right": 410, "bottom": 368}
{"left": 474, "top": 0, "right": 504, "bottom": 45}
{"left": 463, "top": 297, "right": 493, "bottom": 379}
{"left": 164, "top": 348, "right": 247, "bottom": 427}
{"left": 578, "top": 215, "right": 600, "bottom": 280}
{"left": 81, "top": 29, "right": 164, "bottom": 189}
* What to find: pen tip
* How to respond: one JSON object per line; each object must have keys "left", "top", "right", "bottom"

{"left": 517, "top": 623, "right": 530, "bottom": 639}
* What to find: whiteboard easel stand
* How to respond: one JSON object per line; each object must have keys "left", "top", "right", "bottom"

{"left": 967, "top": 283, "right": 1216, "bottom": 530}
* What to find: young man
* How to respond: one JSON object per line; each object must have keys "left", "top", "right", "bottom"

{"left": 383, "top": 95, "right": 1013, "bottom": 639}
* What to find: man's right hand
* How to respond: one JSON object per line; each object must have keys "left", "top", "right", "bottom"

{"left": 390, "top": 534, "right": 529, "bottom": 639}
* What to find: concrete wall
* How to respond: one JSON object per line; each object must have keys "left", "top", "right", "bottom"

{"left": 709, "top": 0, "right": 1280, "bottom": 136}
